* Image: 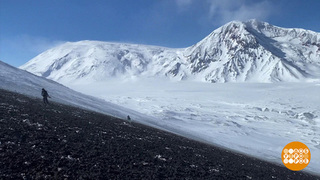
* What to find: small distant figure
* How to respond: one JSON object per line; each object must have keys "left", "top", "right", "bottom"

{"left": 41, "top": 88, "right": 51, "bottom": 105}
{"left": 127, "top": 115, "right": 131, "bottom": 121}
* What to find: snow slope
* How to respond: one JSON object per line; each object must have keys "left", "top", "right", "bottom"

{"left": 20, "top": 20, "right": 320, "bottom": 83}
{"left": 185, "top": 20, "right": 320, "bottom": 82}
{"left": 0, "top": 61, "right": 161, "bottom": 128}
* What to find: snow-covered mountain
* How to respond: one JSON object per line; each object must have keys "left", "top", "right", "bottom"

{"left": 20, "top": 20, "right": 320, "bottom": 83}
{"left": 186, "top": 20, "right": 320, "bottom": 82}
{"left": 20, "top": 42, "right": 184, "bottom": 83}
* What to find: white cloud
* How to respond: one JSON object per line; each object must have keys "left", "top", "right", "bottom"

{"left": 0, "top": 35, "right": 66, "bottom": 66}
{"left": 5, "top": 35, "right": 65, "bottom": 54}
{"left": 175, "top": 0, "right": 194, "bottom": 11}
{"left": 206, "top": 0, "right": 272, "bottom": 24}
{"left": 171, "top": 0, "right": 273, "bottom": 27}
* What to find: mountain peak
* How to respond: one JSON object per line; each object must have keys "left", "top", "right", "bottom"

{"left": 217, "top": 20, "right": 246, "bottom": 32}
{"left": 219, "top": 19, "right": 269, "bottom": 31}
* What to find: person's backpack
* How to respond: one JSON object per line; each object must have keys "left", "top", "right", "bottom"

{"left": 42, "top": 89, "right": 47, "bottom": 97}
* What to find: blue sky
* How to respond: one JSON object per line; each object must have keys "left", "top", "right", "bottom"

{"left": 1, "top": 0, "right": 320, "bottom": 67}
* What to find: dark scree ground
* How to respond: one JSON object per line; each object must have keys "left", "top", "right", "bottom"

{"left": 0, "top": 89, "right": 319, "bottom": 179}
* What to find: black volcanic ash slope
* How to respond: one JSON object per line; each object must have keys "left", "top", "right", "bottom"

{"left": 0, "top": 89, "right": 318, "bottom": 180}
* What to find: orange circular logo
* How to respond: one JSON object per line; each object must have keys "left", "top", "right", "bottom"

{"left": 282, "top": 141, "right": 311, "bottom": 171}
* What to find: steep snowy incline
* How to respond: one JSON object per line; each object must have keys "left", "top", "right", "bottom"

{"left": 0, "top": 60, "right": 160, "bottom": 128}
{"left": 20, "top": 20, "right": 320, "bottom": 84}
{"left": 244, "top": 20, "right": 320, "bottom": 80}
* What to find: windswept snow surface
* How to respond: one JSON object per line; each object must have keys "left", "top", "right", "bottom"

{"left": 70, "top": 79, "right": 320, "bottom": 175}
{"left": 0, "top": 61, "right": 163, "bottom": 129}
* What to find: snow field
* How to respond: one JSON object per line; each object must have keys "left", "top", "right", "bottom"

{"left": 70, "top": 80, "right": 320, "bottom": 175}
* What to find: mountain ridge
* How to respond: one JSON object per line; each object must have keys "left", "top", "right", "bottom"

{"left": 20, "top": 20, "right": 320, "bottom": 84}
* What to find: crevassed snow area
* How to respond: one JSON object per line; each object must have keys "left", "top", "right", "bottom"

{"left": 70, "top": 80, "right": 320, "bottom": 175}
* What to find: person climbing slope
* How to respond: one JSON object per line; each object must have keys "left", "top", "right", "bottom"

{"left": 41, "top": 88, "right": 51, "bottom": 105}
